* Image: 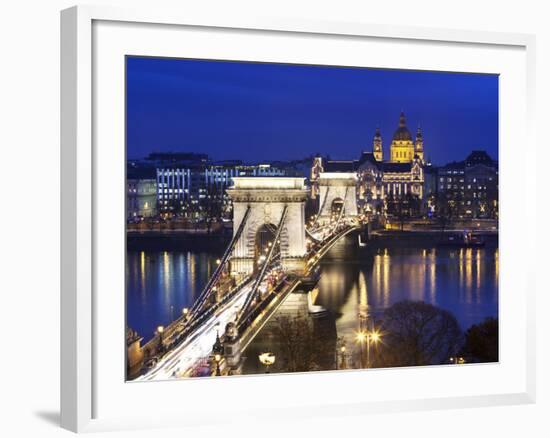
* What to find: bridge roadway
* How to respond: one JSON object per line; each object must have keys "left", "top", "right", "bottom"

{"left": 137, "top": 219, "right": 359, "bottom": 381}
{"left": 136, "top": 275, "right": 262, "bottom": 381}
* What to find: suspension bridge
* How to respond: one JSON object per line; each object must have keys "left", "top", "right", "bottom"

{"left": 135, "top": 175, "right": 361, "bottom": 381}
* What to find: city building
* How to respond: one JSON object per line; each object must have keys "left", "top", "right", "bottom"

{"left": 436, "top": 150, "right": 498, "bottom": 218}
{"left": 156, "top": 168, "right": 194, "bottom": 213}
{"left": 156, "top": 163, "right": 290, "bottom": 216}
{"left": 388, "top": 112, "right": 424, "bottom": 163}
{"left": 313, "top": 111, "right": 426, "bottom": 217}
{"left": 127, "top": 167, "right": 157, "bottom": 219}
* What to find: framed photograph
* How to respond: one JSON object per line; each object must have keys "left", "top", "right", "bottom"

{"left": 61, "top": 5, "right": 536, "bottom": 433}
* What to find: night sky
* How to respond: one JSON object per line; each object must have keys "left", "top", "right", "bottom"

{"left": 126, "top": 56, "right": 498, "bottom": 166}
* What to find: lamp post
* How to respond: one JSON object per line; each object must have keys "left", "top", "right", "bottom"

{"left": 258, "top": 352, "right": 276, "bottom": 373}
{"left": 449, "top": 356, "right": 465, "bottom": 365}
{"left": 355, "top": 329, "right": 381, "bottom": 369}
{"left": 214, "top": 353, "right": 222, "bottom": 376}
{"left": 355, "top": 331, "right": 367, "bottom": 368}
{"left": 340, "top": 345, "right": 347, "bottom": 370}
{"left": 157, "top": 325, "right": 164, "bottom": 353}
{"left": 367, "top": 330, "right": 381, "bottom": 368}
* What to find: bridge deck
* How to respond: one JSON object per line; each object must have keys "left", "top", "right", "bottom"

{"left": 137, "top": 221, "right": 360, "bottom": 381}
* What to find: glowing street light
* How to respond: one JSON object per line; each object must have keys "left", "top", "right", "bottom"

{"left": 450, "top": 356, "right": 466, "bottom": 365}
{"left": 157, "top": 325, "right": 165, "bottom": 353}
{"left": 182, "top": 307, "right": 189, "bottom": 322}
{"left": 339, "top": 345, "right": 347, "bottom": 370}
{"left": 355, "top": 329, "right": 381, "bottom": 368}
{"left": 355, "top": 331, "right": 367, "bottom": 343}
{"left": 258, "top": 352, "right": 276, "bottom": 373}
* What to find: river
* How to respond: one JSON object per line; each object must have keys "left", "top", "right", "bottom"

{"left": 126, "top": 236, "right": 498, "bottom": 346}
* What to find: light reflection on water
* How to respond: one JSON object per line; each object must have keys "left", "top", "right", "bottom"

{"left": 126, "top": 240, "right": 498, "bottom": 345}
{"left": 313, "top": 239, "right": 498, "bottom": 348}
{"left": 126, "top": 250, "right": 220, "bottom": 342}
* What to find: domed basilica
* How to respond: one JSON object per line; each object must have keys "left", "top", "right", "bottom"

{"left": 311, "top": 111, "right": 426, "bottom": 216}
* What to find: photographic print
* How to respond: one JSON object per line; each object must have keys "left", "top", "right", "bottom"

{"left": 125, "top": 57, "right": 499, "bottom": 381}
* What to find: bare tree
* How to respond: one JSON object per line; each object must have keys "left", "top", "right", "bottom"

{"left": 271, "top": 314, "right": 330, "bottom": 373}
{"left": 373, "top": 301, "right": 463, "bottom": 367}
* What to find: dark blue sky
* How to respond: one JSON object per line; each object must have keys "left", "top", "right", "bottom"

{"left": 126, "top": 57, "right": 498, "bottom": 165}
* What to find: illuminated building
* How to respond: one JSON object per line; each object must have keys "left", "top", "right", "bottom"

{"left": 127, "top": 167, "right": 157, "bottom": 219}
{"left": 310, "top": 156, "right": 324, "bottom": 198}
{"left": 436, "top": 151, "right": 498, "bottom": 218}
{"left": 314, "top": 111, "right": 426, "bottom": 216}
{"left": 389, "top": 111, "right": 424, "bottom": 163}
{"left": 156, "top": 164, "right": 289, "bottom": 215}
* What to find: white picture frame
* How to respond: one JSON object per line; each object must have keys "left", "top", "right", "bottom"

{"left": 60, "top": 4, "right": 536, "bottom": 433}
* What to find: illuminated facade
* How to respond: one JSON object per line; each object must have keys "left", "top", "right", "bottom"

{"left": 156, "top": 164, "right": 288, "bottom": 214}
{"left": 127, "top": 177, "right": 157, "bottom": 219}
{"left": 388, "top": 112, "right": 424, "bottom": 163}
{"left": 310, "top": 156, "right": 324, "bottom": 198}
{"left": 316, "top": 111, "right": 426, "bottom": 216}
{"left": 227, "top": 177, "right": 309, "bottom": 275}
{"left": 436, "top": 151, "right": 498, "bottom": 218}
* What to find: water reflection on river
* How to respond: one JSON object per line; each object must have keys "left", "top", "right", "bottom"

{"left": 126, "top": 238, "right": 498, "bottom": 346}
{"left": 314, "top": 238, "right": 498, "bottom": 351}
{"left": 126, "top": 250, "right": 222, "bottom": 342}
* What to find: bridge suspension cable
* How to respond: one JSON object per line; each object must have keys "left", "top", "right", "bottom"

{"left": 331, "top": 186, "right": 348, "bottom": 233}
{"left": 305, "top": 226, "right": 321, "bottom": 242}
{"left": 314, "top": 185, "right": 330, "bottom": 225}
{"left": 187, "top": 206, "right": 252, "bottom": 324}
{"left": 237, "top": 205, "right": 288, "bottom": 326}
{"left": 305, "top": 186, "right": 330, "bottom": 243}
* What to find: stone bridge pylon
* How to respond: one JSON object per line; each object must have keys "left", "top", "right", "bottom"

{"left": 317, "top": 172, "right": 358, "bottom": 222}
{"left": 226, "top": 177, "right": 309, "bottom": 276}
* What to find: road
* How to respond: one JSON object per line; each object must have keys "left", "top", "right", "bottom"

{"left": 136, "top": 280, "right": 253, "bottom": 381}
{"left": 136, "top": 221, "right": 354, "bottom": 381}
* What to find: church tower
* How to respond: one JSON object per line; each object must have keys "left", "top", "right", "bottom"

{"left": 373, "top": 127, "right": 383, "bottom": 161}
{"left": 415, "top": 126, "right": 424, "bottom": 163}
{"left": 390, "top": 111, "right": 415, "bottom": 163}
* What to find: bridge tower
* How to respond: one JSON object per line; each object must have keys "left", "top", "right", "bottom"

{"left": 227, "top": 177, "right": 309, "bottom": 276}
{"left": 317, "top": 172, "right": 358, "bottom": 221}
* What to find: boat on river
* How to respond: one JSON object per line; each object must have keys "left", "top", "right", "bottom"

{"left": 438, "top": 231, "right": 485, "bottom": 248}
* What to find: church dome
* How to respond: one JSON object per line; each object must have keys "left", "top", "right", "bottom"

{"left": 392, "top": 111, "right": 412, "bottom": 141}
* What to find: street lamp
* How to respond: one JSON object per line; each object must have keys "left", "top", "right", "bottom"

{"left": 355, "top": 329, "right": 381, "bottom": 368}
{"left": 258, "top": 352, "right": 276, "bottom": 373}
{"left": 355, "top": 330, "right": 367, "bottom": 368}
{"left": 182, "top": 307, "right": 189, "bottom": 320}
{"left": 157, "top": 325, "right": 164, "bottom": 353}
{"left": 214, "top": 353, "right": 222, "bottom": 376}
{"left": 340, "top": 345, "right": 347, "bottom": 370}
{"left": 367, "top": 330, "right": 381, "bottom": 368}
{"left": 450, "top": 356, "right": 465, "bottom": 365}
